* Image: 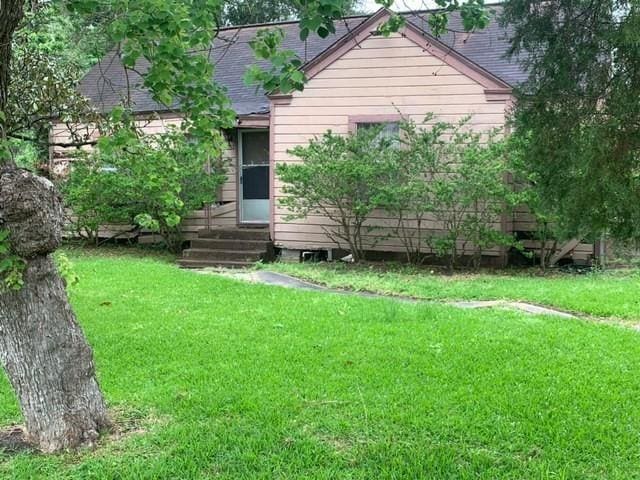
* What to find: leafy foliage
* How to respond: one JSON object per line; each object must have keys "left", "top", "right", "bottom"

{"left": 429, "top": 0, "right": 492, "bottom": 36}
{"left": 279, "top": 117, "right": 521, "bottom": 268}
{"left": 222, "top": 0, "right": 361, "bottom": 27}
{"left": 245, "top": 28, "right": 306, "bottom": 94}
{"left": 376, "top": 115, "right": 449, "bottom": 263}
{"left": 68, "top": 0, "right": 237, "bottom": 141}
{"left": 223, "top": 0, "right": 298, "bottom": 26}
{"left": 3, "top": 2, "right": 105, "bottom": 170}
{"left": 63, "top": 111, "right": 227, "bottom": 252}
{"left": 383, "top": 117, "right": 520, "bottom": 269}
{"left": 7, "top": 139, "right": 40, "bottom": 170}
{"left": 7, "top": 39, "right": 97, "bottom": 132}
{"left": 505, "top": 133, "right": 566, "bottom": 270}
{"left": 247, "top": 0, "right": 491, "bottom": 94}
{"left": 19, "top": 2, "right": 110, "bottom": 72}
{"left": 278, "top": 127, "right": 398, "bottom": 262}
{"left": 426, "top": 124, "right": 516, "bottom": 270}
{"left": 54, "top": 251, "right": 80, "bottom": 287}
{"left": 0, "top": 229, "right": 25, "bottom": 290}
{"left": 502, "top": 0, "right": 640, "bottom": 241}
{"left": 296, "top": 0, "right": 350, "bottom": 41}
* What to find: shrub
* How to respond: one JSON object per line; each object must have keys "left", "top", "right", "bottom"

{"left": 440, "top": 127, "right": 518, "bottom": 269}
{"left": 63, "top": 117, "right": 226, "bottom": 252}
{"left": 507, "top": 133, "right": 570, "bottom": 271}
{"left": 63, "top": 155, "right": 121, "bottom": 243}
{"left": 278, "top": 127, "right": 396, "bottom": 262}
{"left": 278, "top": 115, "right": 522, "bottom": 268}
{"left": 376, "top": 115, "right": 448, "bottom": 263}
{"left": 380, "top": 117, "right": 522, "bottom": 269}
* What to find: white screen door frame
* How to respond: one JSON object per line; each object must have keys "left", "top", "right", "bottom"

{"left": 238, "top": 129, "right": 270, "bottom": 225}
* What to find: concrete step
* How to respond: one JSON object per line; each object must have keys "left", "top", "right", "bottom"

{"left": 190, "top": 238, "right": 271, "bottom": 251}
{"left": 178, "top": 259, "right": 256, "bottom": 269}
{"left": 182, "top": 248, "right": 264, "bottom": 262}
{"left": 198, "top": 228, "right": 270, "bottom": 241}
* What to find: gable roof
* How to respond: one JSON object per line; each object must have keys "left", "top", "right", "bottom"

{"left": 79, "top": 6, "right": 526, "bottom": 117}
{"left": 299, "top": 8, "right": 512, "bottom": 94}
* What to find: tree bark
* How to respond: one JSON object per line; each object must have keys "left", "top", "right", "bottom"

{"left": 0, "top": 0, "right": 24, "bottom": 133}
{"left": 0, "top": 167, "right": 110, "bottom": 452}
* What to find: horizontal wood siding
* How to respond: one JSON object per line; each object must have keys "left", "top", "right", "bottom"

{"left": 52, "top": 114, "right": 240, "bottom": 238}
{"left": 511, "top": 206, "right": 594, "bottom": 263}
{"left": 272, "top": 32, "right": 509, "bottom": 255}
{"left": 220, "top": 138, "right": 237, "bottom": 204}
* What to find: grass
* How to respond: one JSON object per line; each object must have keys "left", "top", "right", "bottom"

{"left": 1, "top": 253, "right": 640, "bottom": 478}
{"left": 62, "top": 243, "right": 177, "bottom": 263}
{"left": 264, "top": 262, "right": 640, "bottom": 321}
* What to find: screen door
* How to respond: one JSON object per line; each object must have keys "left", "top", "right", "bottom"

{"left": 239, "top": 130, "right": 270, "bottom": 224}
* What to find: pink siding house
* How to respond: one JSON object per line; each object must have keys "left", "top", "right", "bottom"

{"left": 51, "top": 7, "right": 596, "bottom": 266}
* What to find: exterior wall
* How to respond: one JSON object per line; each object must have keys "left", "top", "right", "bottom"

{"left": 51, "top": 114, "right": 240, "bottom": 241}
{"left": 271, "top": 32, "right": 511, "bottom": 256}
{"left": 512, "top": 205, "right": 594, "bottom": 264}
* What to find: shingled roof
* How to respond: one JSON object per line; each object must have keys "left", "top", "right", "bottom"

{"left": 79, "top": 6, "right": 526, "bottom": 116}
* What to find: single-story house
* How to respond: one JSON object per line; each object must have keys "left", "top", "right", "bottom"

{"left": 51, "top": 7, "right": 597, "bottom": 267}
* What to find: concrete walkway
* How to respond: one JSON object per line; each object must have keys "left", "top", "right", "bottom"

{"left": 203, "top": 269, "right": 577, "bottom": 319}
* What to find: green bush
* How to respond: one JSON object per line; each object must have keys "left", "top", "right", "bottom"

{"left": 379, "top": 117, "right": 522, "bottom": 269}
{"left": 278, "top": 127, "right": 397, "bottom": 262}
{"left": 278, "top": 116, "right": 523, "bottom": 268}
{"left": 427, "top": 122, "right": 519, "bottom": 269}
{"left": 376, "top": 114, "right": 448, "bottom": 263}
{"left": 506, "top": 132, "right": 577, "bottom": 271}
{"left": 63, "top": 116, "right": 226, "bottom": 252}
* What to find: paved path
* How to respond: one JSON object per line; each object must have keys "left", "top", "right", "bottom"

{"left": 202, "top": 269, "right": 577, "bottom": 319}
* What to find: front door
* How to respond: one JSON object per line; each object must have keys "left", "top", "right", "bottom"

{"left": 239, "top": 130, "right": 270, "bottom": 224}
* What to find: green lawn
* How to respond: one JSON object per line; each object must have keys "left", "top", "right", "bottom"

{"left": 264, "top": 262, "right": 640, "bottom": 321}
{"left": 1, "top": 254, "right": 640, "bottom": 478}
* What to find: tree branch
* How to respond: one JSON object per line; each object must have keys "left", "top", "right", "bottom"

{"left": 8, "top": 132, "right": 97, "bottom": 148}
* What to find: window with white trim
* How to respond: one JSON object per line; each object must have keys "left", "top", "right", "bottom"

{"left": 356, "top": 121, "right": 400, "bottom": 141}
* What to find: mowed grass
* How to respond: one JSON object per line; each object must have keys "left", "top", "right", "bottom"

{"left": 265, "top": 262, "right": 640, "bottom": 320}
{"left": 1, "top": 254, "right": 640, "bottom": 478}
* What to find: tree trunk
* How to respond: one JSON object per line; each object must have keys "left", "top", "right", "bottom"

{"left": 0, "top": 167, "right": 110, "bottom": 452}
{"left": 0, "top": 256, "right": 110, "bottom": 452}
{"left": 0, "top": 1, "right": 25, "bottom": 144}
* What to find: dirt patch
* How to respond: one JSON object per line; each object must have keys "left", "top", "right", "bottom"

{"left": 104, "top": 407, "right": 151, "bottom": 443}
{"left": 0, "top": 426, "right": 33, "bottom": 454}
{"left": 0, "top": 407, "right": 170, "bottom": 460}
{"left": 94, "top": 406, "right": 170, "bottom": 451}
